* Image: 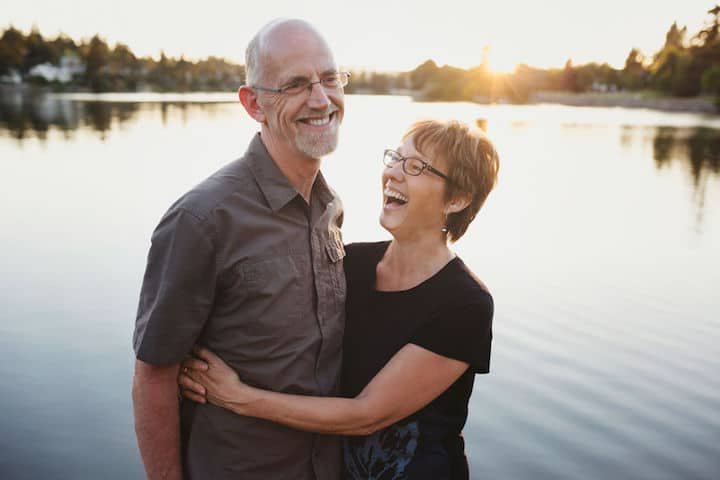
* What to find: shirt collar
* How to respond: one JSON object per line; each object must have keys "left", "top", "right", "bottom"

{"left": 246, "top": 133, "right": 334, "bottom": 213}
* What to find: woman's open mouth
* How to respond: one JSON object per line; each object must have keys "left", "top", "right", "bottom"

{"left": 384, "top": 186, "right": 408, "bottom": 208}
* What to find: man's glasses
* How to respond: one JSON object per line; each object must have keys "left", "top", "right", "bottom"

{"left": 251, "top": 72, "right": 350, "bottom": 96}
{"left": 382, "top": 149, "right": 451, "bottom": 182}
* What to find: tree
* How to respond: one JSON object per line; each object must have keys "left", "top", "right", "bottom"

{"left": 409, "top": 59, "right": 438, "bottom": 90}
{"left": 109, "top": 43, "right": 137, "bottom": 72}
{"left": 701, "top": 65, "right": 720, "bottom": 109}
{"left": 84, "top": 35, "right": 110, "bottom": 91}
{"left": 562, "top": 59, "right": 579, "bottom": 92}
{"left": 664, "top": 22, "right": 687, "bottom": 50}
{"left": 693, "top": 5, "right": 720, "bottom": 47}
{"left": 50, "top": 33, "right": 77, "bottom": 57}
{"left": 622, "top": 48, "right": 647, "bottom": 89}
{"left": 367, "top": 72, "right": 390, "bottom": 94}
{"left": 650, "top": 21, "right": 698, "bottom": 96}
{"left": 23, "top": 27, "right": 58, "bottom": 72}
{"left": 0, "top": 27, "right": 27, "bottom": 74}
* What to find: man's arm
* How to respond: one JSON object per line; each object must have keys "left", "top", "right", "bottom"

{"left": 132, "top": 359, "right": 183, "bottom": 480}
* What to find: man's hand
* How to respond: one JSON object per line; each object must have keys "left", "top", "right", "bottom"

{"left": 132, "top": 360, "right": 183, "bottom": 480}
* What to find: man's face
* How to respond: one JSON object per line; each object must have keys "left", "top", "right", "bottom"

{"left": 257, "top": 31, "right": 344, "bottom": 160}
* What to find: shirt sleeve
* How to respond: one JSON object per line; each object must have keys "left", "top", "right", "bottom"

{"left": 133, "top": 208, "right": 218, "bottom": 366}
{"left": 409, "top": 299, "right": 494, "bottom": 374}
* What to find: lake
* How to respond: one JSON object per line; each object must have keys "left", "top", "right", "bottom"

{"left": 1, "top": 91, "right": 718, "bottom": 479}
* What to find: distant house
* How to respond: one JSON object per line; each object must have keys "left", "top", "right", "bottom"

{"left": 60, "top": 55, "right": 85, "bottom": 79}
{"left": 28, "top": 55, "right": 85, "bottom": 83}
{"left": 0, "top": 69, "right": 22, "bottom": 84}
{"left": 591, "top": 81, "right": 618, "bottom": 93}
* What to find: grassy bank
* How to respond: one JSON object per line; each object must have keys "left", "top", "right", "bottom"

{"left": 529, "top": 91, "right": 717, "bottom": 114}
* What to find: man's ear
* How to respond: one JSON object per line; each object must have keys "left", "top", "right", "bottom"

{"left": 446, "top": 194, "right": 471, "bottom": 214}
{"left": 238, "top": 86, "right": 266, "bottom": 123}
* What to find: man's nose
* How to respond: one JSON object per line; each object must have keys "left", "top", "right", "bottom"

{"left": 306, "top": 82, "right": 331, "bottom": 109}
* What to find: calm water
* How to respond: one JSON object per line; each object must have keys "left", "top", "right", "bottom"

{"left": 1, "top": 91, "right": 719, "bottom": 479}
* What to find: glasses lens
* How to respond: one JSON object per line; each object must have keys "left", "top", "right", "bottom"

{"left": 320, "top": 72, "right": 350, "bottom": 90}
{"left": 383, "top": 150, "right": 398, "bottom": 167}
{"left": 281, "top": 79, "right": 310, "bottom": 95}
{"left": 404, "top": 157, "right": 425, "bottom": 175}
{"left": 321, "top": 74, "right": 340, "bottom": 89}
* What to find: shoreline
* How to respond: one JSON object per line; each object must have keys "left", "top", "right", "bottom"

{"left": 528, "top": 91, "right": 717, "bottom": 114}
{"left": 2, "top": 84, "right": 717, "bottom": 115}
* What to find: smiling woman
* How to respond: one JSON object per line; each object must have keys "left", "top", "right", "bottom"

{"left": 180, "top": 118, "right": 501, "bottom": 479}
{"left": 381, "top": 120, "right": 499, "bottom": 242}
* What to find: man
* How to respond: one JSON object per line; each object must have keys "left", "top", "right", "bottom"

{"left": 132, "top": 19, "right": 347, "bottom": 479}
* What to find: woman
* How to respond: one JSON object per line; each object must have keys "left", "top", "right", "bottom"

{"left": 180, "top": 119, "right": 500, "bottom": 479}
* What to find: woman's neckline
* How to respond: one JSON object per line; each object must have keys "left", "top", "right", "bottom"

{"left": 372, "top": 241, "right": 460, "bottom": 294}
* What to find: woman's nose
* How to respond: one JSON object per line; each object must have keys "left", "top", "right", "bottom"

{"left": 384, "top": 160, "right": 405, "bottom": 180}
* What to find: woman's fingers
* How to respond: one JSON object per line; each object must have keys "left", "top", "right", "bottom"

{"left": 179, "top": 372, "right": 206, "bottom": 395}
{"left": 180, "top": 388, "right": 207, "bottom": 404}
{"left": 182, "top": 356, "right": 208, "bottom": 372}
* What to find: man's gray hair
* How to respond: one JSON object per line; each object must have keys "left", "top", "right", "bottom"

{"left": 244, "top": 30, "right": 265, "bottom": 86}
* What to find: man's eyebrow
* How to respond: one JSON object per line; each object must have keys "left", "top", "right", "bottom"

{"left": 280, "top": 69, "right": 339, "bottom": 84}
{"left": 280, "top": 75, "right": 310, "bottom": 85}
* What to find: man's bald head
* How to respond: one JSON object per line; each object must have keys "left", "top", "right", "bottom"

{"left": 245, "top": 19, "right": 333, "bottom": 87}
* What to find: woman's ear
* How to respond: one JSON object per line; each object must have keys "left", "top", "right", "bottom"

{"left": 446, "top": 194, "right": 471, "bottom": 214}
{"left": 238, "top": 86, "right": 266, "bottom": 123}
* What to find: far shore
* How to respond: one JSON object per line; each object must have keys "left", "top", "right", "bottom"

{"left": 528, "top": 91, "right": 717, "bottom": 114}
{"left": 2, "top": 84, "right": 717, "bottom": 115}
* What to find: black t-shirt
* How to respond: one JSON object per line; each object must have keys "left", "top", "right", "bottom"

{"left": 341, "top": 241, "right": 494, "bottom": 480}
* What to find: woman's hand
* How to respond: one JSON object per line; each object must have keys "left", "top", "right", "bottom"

{"left": 178, "top": 346, "right": 256, "bottom": 412}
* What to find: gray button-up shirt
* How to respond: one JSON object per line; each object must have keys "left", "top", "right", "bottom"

{"left": 134, "top": 133, "right": 346, "bottom": 479}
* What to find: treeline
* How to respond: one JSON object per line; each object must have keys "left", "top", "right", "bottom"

{"left": 0, "top": 28, "right": 244, "bottom": 91}
{"left": 347, "top": 5, "right": 720, "bottom": 107}
{"left": 1, "top": 4, "right": 718, "bottom": 105}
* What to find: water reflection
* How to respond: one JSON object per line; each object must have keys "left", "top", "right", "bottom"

{"left": 653, "top": 126, "right": 720, "bottom": 184}
{"left": 0, "top": 91, "right": 139, "bottom": 140}
{"left": 651, "top": 126, "right": 720, "bottom": 229}
{"left": 2, "top": 91, "right": 718, "bottom": 212}
{"left": 0, "top": 90, "right": 226, "bottom": 141}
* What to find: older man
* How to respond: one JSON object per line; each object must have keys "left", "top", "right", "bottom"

{"left": 132, "top": 19, "right": 347, "bottom": 479}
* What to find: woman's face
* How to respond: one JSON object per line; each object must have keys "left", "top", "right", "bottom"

{"left": 379, "top": 135, "right": 449, "bottom": 241}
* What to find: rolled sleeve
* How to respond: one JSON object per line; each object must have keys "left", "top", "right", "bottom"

{"left": 133, "top": 208, "right": 217, "bottom": 366}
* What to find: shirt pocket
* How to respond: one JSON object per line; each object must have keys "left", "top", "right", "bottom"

{"left": 228, "top": 254, "right": 304, "bottom": 331}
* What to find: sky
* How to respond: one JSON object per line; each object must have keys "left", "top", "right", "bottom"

{"left": 3, "top": 0, "right": 717, "bottom": 72}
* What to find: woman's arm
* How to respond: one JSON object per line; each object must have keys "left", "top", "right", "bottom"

{"left": 180, "top": 344, "right": 468, "bottom": 436}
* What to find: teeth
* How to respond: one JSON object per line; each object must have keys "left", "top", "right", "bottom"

{"left": 384, "top": 187, "right": 408, "bottom": 203}
{"left": 306, "top": 116, "right": 330, "bottom": 126}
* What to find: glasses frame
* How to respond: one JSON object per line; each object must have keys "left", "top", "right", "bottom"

{"left": 383, "top": 149, "right": 452, "bottom": 182}
{"left": 251, "top": 71, "right": 351, "bottom": 96}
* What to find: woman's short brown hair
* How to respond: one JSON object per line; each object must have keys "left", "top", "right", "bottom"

{"left": 403, "top": 119, "right": 499, "bottom": 242}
